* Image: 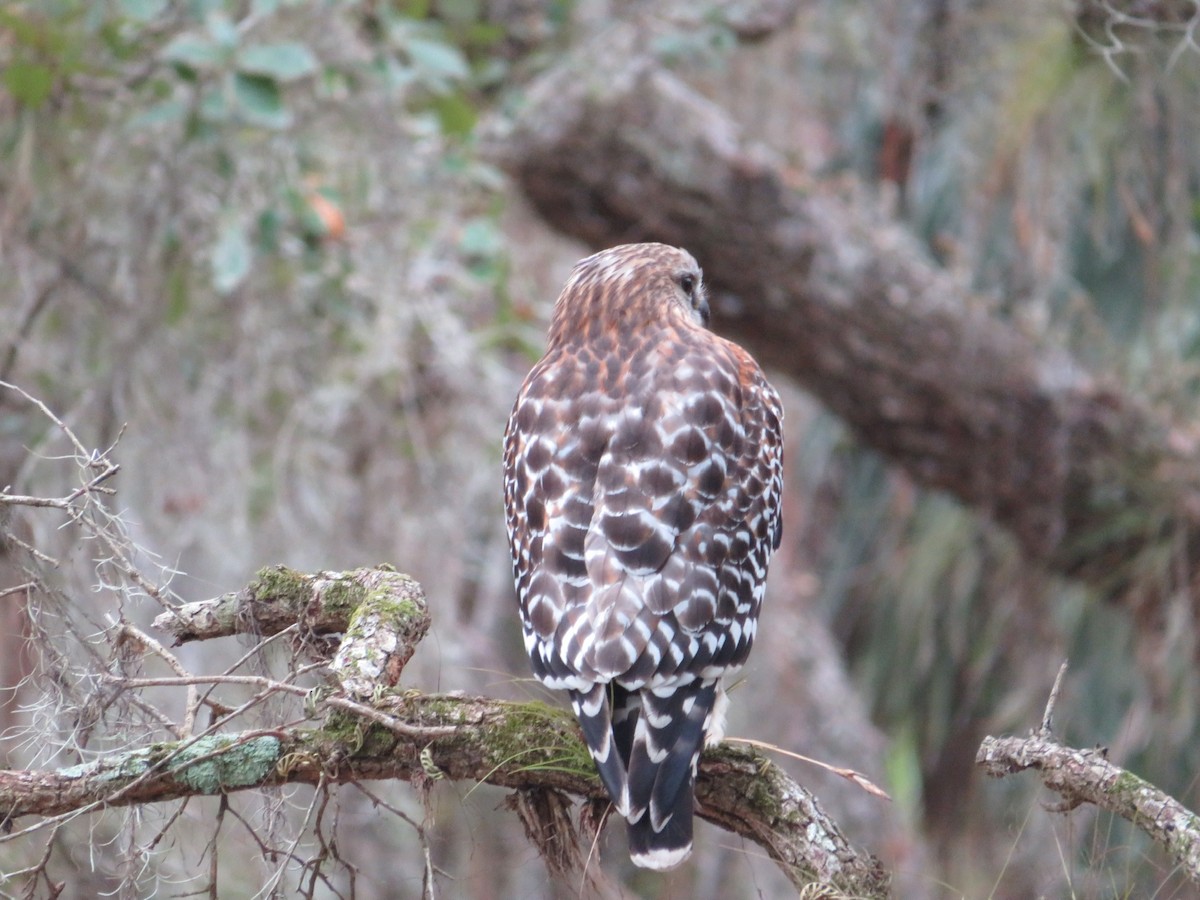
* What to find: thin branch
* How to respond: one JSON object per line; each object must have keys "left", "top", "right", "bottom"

{"left": 977, "top": 732, "right": 1200, "bottom": 884}
{"left": 259, "top": 772, "right": 326, "bottom": 898}
{"left": 725, "top": 736, "right": 891, "bottom": 801}
{"left": 115, "top": 622, "right": 202, "bottom": 737}
{"left": 0, "top": 381, "right": 94, "bottom": 465}
{"left": 0, "top": 582, "right": 36, "bottom": 600}
{"left": 1039, "top": 659, "right": 1070, "bottom": 736}
{"left": 102, "top": 673, "right": 459, "bottom": 740}
{"left": 104, "top": 672, "right": 318, "bottom": 692}
{"left": 2, "top": 531, "right": 59, "bottom": 566}
{"left": 0, "top": 493, "right": 72, "bottom": 510}
{"left": 978, "top": 666, "right": 1200, "bottom": 885}
{"left": 350, "top": 782, "right": 438, "bottom": 897}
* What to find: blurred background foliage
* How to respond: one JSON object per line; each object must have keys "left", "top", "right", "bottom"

{"left": 3, "top": 0, "right": 1200, "bottom": 897}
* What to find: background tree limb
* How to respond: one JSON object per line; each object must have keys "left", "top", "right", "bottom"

{"left": 488, "top": 19, "right": 1200, "bottom": 619}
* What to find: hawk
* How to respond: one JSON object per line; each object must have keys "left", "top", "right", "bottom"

{"left": 502, "top": 243, "right": 783, "bottom": 870}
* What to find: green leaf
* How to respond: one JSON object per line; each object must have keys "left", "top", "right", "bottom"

{"left": 295, "top": 200, "right": 327, "bottom": 242}
{"left": 198, "top": 83, "right": 230, "bottom": 122}
{"left": 165, "top": 266, "right": 190, "bottom": 325}
{"left": 128, "top": 99, "right": 187, "bottom": 129}
{"left": 429, "top": 92, "right": 476, "bottom": 137}
{"left": 206, "top": 12, "right": 239, "bottom": 51}
{"left": 436, "top": 0, "right": 482, "bottom": 24}
{"left": 211, "top": 220, "right": 252, "bottom": 294}
{"left": 233, "top": 72, "right": 291, "bottom": 128}
{"left": 237, "top": 42, "right": 318, "bottom": 82}
{"left": 464, "top": 21, "right": 505, "bottom": 49}
{"left": 380, "top": 57, "right": 415, "bottom": 89}
{"left": 161, "top": 34, "right": 225, "bottom": 70}
{"left": 400, "top": 0, "right": 432, "bottom": 18}
{"left": 0, "top": 10, "right": 70, "bottom": 58}
{"left": 406, "top": 36, "right": 469, "bottom": 85}
{"left": 3, "top": 61, "right": 54, "bottom": 109}
{"left": 119, "top": 0, "right": 169, "bottom": 21}
{"left": 257, "top": 208, "right": 282, "bottom": 254}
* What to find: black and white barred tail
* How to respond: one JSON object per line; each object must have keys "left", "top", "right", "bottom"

{"left": 570, "top": 678, "right": 726, "bottom": 869}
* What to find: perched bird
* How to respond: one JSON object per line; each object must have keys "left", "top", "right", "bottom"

{"left": 503, "top": 243, "right": 783, "bottom": 870}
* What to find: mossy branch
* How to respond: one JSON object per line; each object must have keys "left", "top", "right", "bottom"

{"left": 0, "top": 566, "right": 887, "bottom": 897}
{"left": 0, "top": 693, "right": 886, "bottom": 895}
{"left": 151, "top": 564, "right": 426, "bottom": 647}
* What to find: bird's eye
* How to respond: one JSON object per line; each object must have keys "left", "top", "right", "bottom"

{"left": 679, "top": 273, "right": 696, "bottom": 295}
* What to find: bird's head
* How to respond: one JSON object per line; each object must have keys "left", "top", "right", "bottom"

{"left": 549, "top": 243, "right": 710, "bottom": 348}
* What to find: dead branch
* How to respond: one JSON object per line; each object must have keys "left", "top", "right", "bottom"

{"left": 977, "top": 665, "right": 1200, "bottom": 885}
{"left": 977, "top": 733, "right": 1200, "bottom": 884}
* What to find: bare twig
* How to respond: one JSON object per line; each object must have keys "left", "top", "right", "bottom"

{"left": 351, "top": 783, "right": 439, "bottom": 898}
{"left": 102, "top": 673, "right": 460, "bottom": 740}
{"left": 114, "top": 621, "right": 202, "bottom": 737}
{"left": 0, "top": 380, "right": 173, "bottom": 613}
{"left": 725, "top": 736, "right": 892, "bottom": 801}
{"left": 0, "top": 582, "right": 36, "bottom": 600}
{"left": 1039, "top": 659, "right": 1070, "bottom": 737}
{"left": 0, "top": 381, "right": 95, "bottom": 465}
{"left": 0, "top": 460, "right": 118, "bottom": 510}
{"left": 0, "top": 531, "right": 59, "bottom": 566}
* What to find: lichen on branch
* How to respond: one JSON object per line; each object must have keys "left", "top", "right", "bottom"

{"left": 151, "top": 564, "right": 428, "bottom": 648}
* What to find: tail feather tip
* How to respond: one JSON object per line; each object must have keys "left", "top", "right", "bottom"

{"left": 629, "top": 843, "right": 692, "bottom": 871}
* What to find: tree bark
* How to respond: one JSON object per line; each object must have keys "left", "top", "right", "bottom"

{"left": 487, "top": 18, "right": 1200, "bottom": 618}
{"left": 151, "top": 564, "right": 426, "bottom": 645}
